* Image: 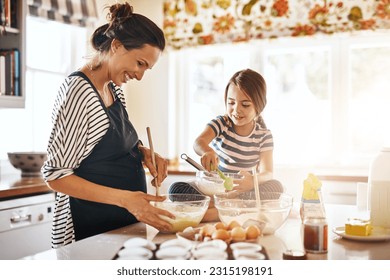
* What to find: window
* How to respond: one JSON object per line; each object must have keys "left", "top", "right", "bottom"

{"left": 171, "top": 31, "right": 390, "bottom": 170}
{"left": 0, "top": 16, "right": 87, "bottom": 159}
{"left": 25, "top": 17, "right": 87, "bottom": 153}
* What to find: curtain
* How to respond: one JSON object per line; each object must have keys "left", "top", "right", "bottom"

{"left": 27, "top": 0, "right": 97, "bottom": 27}
{"left": 163, "top": 0, "right": 390, "bottom": 49}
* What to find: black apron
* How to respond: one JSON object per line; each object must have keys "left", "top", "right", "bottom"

{"left": 69, "top": 71, "right": 146, "bottom": 241}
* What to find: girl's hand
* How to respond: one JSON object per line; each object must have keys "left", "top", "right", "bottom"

{"left": 233, "top": 171, "right": 255, "bottom": 192}
{"left": 122, "top": 191, "right": 174, "bottom": 232}
{"left": 200, "top": 151, "right": 219, "bottom": 171}
{"left": 139, "top": 146, "right": 168, "bottom": 187}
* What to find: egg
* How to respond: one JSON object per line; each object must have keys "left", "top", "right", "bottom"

{"left": 214, "top": 221, "right": 227, "bottom": 230}
{"left": 245, "top": 224, "right": 261, "bottom": 240}
{"left": 200, "top": 224, "right": 216, "bottom": 237}
{"left": 211, "top": 229, "right": 230, "bottom": 241}
{"left": 230, "top": 226, "right": 246, "bottom": 242}
{"left": 227, "top": 220, "right": 241, "bottom": 230}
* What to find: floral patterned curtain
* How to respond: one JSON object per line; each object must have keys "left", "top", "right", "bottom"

{"left": 163, "top": 0, "right": 390, "bottom": 49}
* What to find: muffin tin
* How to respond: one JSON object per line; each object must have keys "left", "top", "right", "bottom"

{"left": 114, "top": 237, "right": 268, "bottom": 260}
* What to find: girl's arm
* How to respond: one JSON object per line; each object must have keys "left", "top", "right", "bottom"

{"left": 193, "top": 125, "right": 218, "bottom": 171}
{"left": 235, "top": 150, "right": 274, "bottom": 192}
{"left": 257, "top": 149, "right": 274, "bottom": 183}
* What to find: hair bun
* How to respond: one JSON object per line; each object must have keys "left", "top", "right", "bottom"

{"left": 107, "top": 2, "right": 134, "bottom": 24}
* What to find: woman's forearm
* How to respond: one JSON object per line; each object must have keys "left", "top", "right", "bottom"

{"left": 47, "top": 174, "right": 128, "bottom": 208}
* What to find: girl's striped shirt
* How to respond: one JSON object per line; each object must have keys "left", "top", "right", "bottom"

{"left": 208, "top": 115, "right": 274, "bottom": 173}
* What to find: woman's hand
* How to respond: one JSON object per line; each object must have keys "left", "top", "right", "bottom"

{"left": 232, "top": 171, "right": 255, "bottom": 192}
{"left": 121, "top": 191, "right": 175, "bottom": 232}
{"left": 139, "top": 145, "right": 168, "bottom": 187}
{"left": 200, "top": 151, "right": 219, "bottom": 171}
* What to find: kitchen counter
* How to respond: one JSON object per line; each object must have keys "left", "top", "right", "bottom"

{"left": 0, "top": 174, "right": 51, "bottom": 199}
{"left": 0, "top": 160, "right": 52, "bottom": 199}
{"left": 22, "top": 204, "right": 390, "bottom": 260}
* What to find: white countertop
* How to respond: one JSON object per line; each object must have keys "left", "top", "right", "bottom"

{"left": 22, "top": 204, "right": 390, "bottom": 260}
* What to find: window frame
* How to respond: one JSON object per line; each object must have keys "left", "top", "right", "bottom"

{"left": 170, "top": 30, "right": 390, "bottom": 170}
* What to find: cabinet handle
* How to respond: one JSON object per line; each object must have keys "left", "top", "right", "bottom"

{"left": 10, "top": 214, "right": 31, "bottom": 223}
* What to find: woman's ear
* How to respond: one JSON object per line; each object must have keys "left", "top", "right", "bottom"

{"left": 111, "top": 39, "right": 122, "bottom": 54}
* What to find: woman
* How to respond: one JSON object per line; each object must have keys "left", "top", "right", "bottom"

{"left": 42, "top": 2, "right": 174, "bottom": 248}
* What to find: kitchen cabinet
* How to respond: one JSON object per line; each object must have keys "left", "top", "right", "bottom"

{"left": 0, "top": 192, "right": 55, "bottom": 259}
{"left": 0, "top": 168, "right": 54, "bottom": 259}
{"left": 0, "top": 0, "right": 26, "bottom": 108}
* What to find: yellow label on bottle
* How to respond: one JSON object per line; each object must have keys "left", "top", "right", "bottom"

{"left": 302, "top": 173, "right": 322, "bottom": 200}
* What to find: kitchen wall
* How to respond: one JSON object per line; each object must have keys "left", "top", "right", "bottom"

{"left": 95, "top": 0, "right": 171, "bottom": 158}
{"left": 0, "top": 0, "right": 366, "bottom": 205}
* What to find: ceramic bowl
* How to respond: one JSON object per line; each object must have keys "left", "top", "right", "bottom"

{"left": 214, "top": 191, "right": 293, "bottom": 235}
{"left": 152, "top": 194, "right": 210, "bottom": 233}
{"left": 7, "top": 152, "right": 47, "bottom": 177}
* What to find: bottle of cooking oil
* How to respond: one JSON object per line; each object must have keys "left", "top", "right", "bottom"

{"left": 369, "top": 147, "right": 390, "bottom": 228}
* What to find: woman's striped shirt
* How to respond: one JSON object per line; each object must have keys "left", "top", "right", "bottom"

{"left": 208, "top": 115, "right": 274, "bottom": 173}
{"left": 41, "top": 73, "right": 126, "bottom": 248}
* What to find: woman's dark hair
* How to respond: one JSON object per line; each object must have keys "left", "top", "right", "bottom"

{"left": 91, "top": 2, "right": 165, "bottom": 54}
{"left": 224, "top": 69, "right": 268, "bottom": 128}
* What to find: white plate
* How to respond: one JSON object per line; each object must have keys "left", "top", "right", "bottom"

{"left": 332, "top": 226, "right": 390, "bottom": 242}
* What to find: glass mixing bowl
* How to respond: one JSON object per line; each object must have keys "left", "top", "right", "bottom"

{"left": 214, "top": 191, "right": 293, "bottom": 235}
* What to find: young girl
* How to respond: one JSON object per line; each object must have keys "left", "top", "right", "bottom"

{"left": 193, "top": 68, "right": 283, "bottom": 193}
{"left": 169, "top": 69, "right": 283, "bottom": 219}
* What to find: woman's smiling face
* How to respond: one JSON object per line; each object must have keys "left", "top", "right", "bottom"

{"left": 108, "top": 42, "right": 161, "bottom": 86}
{"left": 226, "top": 83, "right": 257, "bottom": 128}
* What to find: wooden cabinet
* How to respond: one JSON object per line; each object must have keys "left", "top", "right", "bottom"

{"left": 0, "top": 0, "right": 25, "bottom": 108}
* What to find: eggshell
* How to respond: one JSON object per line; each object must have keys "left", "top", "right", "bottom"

{"left": 231, "top": 226, "right": 246, "bottom": 242}
{"left": 200, "top": 224, "right": 216, "bottom": 237}
{"left": 227, "top": 220, "right": 241, "bottom": 230}
{"left": 245, "top": 225, "right": 261, "bottom": 240}
{"left": 214, "top": 221, "right": 227, "bottom": 230}
{"left": 211, "top": 229, "right": 230, "bottom": 241}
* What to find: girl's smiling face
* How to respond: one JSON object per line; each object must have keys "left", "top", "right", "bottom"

{"left": 226, "top": 84, "right": 258, "bottom": 131}
{"left": 108, "top": 42, "right": 161, "bottom": 86}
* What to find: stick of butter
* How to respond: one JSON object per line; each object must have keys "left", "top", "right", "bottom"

{"left": 345, "top": 218, "right": 372, "bottom": 236}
